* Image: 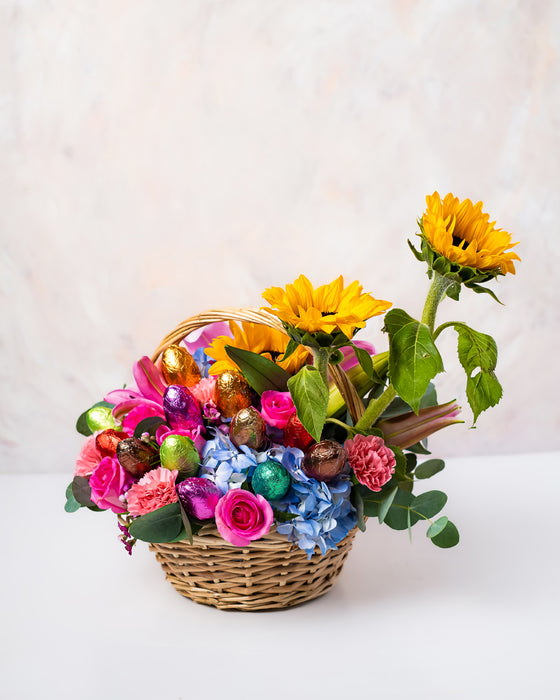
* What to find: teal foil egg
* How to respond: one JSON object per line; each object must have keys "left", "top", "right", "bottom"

{"left": 252, "top": 459, "right": 291, "bottom": 501}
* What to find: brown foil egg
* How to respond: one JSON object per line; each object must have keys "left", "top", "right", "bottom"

{"left": 230, "top": 407, "right": 267, "bottom": 450}
{"left": 116, "top": 438, "right": 157, "bottom": 477}
{"left": 302, "top": 440, "right": 348, "bottom": 482}
{"left": 215, "top": 371, "right": 252, "bottom": 418}
{"left": 161, "top": 345, "right": 201, "bottom": 387}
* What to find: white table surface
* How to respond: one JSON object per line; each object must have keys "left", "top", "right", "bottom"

{"left": 2, "top": 452, "right": 559, "bottom": 700}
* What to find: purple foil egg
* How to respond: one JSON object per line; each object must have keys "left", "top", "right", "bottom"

{"left": 176, "top": 477, "right": 222, "bottom": 520}
{"left": 163, "top": 384, "right": 203, "bottom": 430}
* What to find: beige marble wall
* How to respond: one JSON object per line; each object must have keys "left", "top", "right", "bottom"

{"left": 1, "top": 0, "right": 558, "bottom": 472}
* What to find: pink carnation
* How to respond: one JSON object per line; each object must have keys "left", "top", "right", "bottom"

{"left": 215, "top": 489, "right": 273, "bottom": 546}
{"left": 189, "top": 377, "right": 217, "bottom": 405}
{"left": 344, "top": 434, "right": 396, "bottom": 492}
{"left": 260, "top": 390, "right": 296, "bottom": 429}
{"left": 126, "top": 467, "right": 179, "bottom": 516}
{"left": 75, "top": 435, "right": 104, "bottom": 477}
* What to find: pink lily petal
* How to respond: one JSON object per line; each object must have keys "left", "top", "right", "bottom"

{"left": 104, "top": 388, "right": 143, "bottom": 404}
{"left": 184, "top": 322, "right": 232, "bottom": 355}
{"left": 378, "top": 400, "right": 462, "bottom": 449}
{"left": 133, "top": 356, "right": 167, "bottom": 402}
{"left": 112, "top": 397, "right": 166, "bottom": 421}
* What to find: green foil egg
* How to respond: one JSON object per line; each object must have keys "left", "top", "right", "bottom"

{"left": 159, "top": 434, "right": 200, "bottom": 479}
{"left": 86, "top": 405, "right": 118, "bottom": 433}
{"left": 252, "top": 459, "right": 291, "bottom": 501}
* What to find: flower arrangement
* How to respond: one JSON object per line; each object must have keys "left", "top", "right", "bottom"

{"left": 67, "top": 192, "right": 519, "bottom": 564}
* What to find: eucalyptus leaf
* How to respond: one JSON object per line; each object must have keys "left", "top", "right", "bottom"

{"left": 128, "top": 502, "right": 183, "bottom": 543}
{"left": 133, "top": 416, "right": 166, "bottom": 438}
{"left": 225, "top": 345, "right": 290, "bottom": 394}
{"left": 428, "top": 518, "right": 460, "bottom": 548}
{"left": 350, "top": 487, "right": 367, "bottom": 532}
{"left": 411, "top": 490, "right": 447, "bottom": 519}
{"left": 384, "top": 309, "right": 444, "bottom": 413}
{"left": 415, "top": 458, "right": 445, "bottom": 479}
{"left": 378, "top": 486, "right": 398, "bottom": 524}
{"left": 287, "top": 366, "right": 329, "bottom": 441}
{"left": 383, "top": 489, "right": 420, "bottom": 530}
{"left": 64, "top": 483, "right": 82, "bottom": 512}
{"left": 71, "top": 476, "right": 97, "bottom": 508}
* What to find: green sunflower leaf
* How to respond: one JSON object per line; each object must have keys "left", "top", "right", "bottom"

{"left": 467, "top": 370, "right": 503, "bottom": 422}
{"left": 384, "top": 309, "right": 444, "bottom": 413}
{"left": 287, "top": 366, "right": 329, "bottom": 442}
{"left": 225, "top": 346, "right": 290, "bottom": 394}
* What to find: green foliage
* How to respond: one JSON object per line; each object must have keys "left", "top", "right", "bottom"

{"left": 352, "top": 344, "right": 374, "bottom": 379}
{"left": 415, "top": 458, "right": 445, "bottom": 479}
{"left": 287, "top": 365, "right": 329, "bottom": 441}
{"left": 435, "top": 322, "right": 503, "bottom": 422}
{"left": 64, "top": 482, "right": 82, "bottom": 512}
{"left": 350, "top": 486, "right": 367, "bottom": 532}
{"left": 133, "top": 416, "right": 166, "bottom": 439}
{"left": 128, "top": 502, "right": 184, "bottom": 543}
{"left": 225, "top": 345, "right": 290, "bottom": 394}
{"left": 75, "top": 401, "right": 114, "bottom": 437}
{"left": 71, "top": 476, "right": 98, "bottom": 509}
{"left": 392, "top": 446, "right": 413, "bottom": 491}
{"left": 384, "top": 309, "right": 444, "bottom": 413}
{"left": 427, "top": 517, "right": 460, "bottom": 548}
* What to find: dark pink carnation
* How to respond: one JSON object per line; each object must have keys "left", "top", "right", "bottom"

{"left": 89, "top": 457, "right": 133, "bottom": 513}
{"left": 215, "top": 489, "right": 273, "bottom": 546}
{"left": 260, "top": 390, "right": 296, "bottom": 429}
{"left": 126, "top": 467, "right": 178, "bottom": 516}
{"left": 344, "top": 434, "right": 396, "bottom": 492}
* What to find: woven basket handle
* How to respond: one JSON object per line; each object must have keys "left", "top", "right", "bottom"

{"left": 151, "top": 307, "right": 365, "bottom": 423}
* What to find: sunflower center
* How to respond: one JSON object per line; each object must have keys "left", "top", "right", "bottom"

{"left": 452, "top": 234, "right": 467, "bottom": 249}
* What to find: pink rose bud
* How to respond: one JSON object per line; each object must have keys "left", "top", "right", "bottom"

{"left": 260, "top": 390, "right": 296, "bottom": 429}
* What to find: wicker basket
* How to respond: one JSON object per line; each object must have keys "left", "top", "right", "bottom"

{"left": 148, "top": 308, "right": 363, "bottom": 611}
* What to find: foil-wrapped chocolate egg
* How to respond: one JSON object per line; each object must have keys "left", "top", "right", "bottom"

{"left": 161, "top": 345, "right": 201, "bottom": 387}
{"left": 96, "top": 429, "right": 129, "bottom": 457}
{"left": 116, "top": 437, "right": 157, "bottom": 477}
{"left": 284, "top": 413, "right": 315, "bottom": 451}
{"left": 176, "top": 477, "right": 222, "bottom": 520}
{"left": 163, "top": 385, "right": 203, "bottom": 430}
{"left": 160, "top": 434, "right": 200, "bottom": 479}
{"left": 302, "top": 440, "right": 348, "bottom": 482}
{"left": 86, "top": 405, "right": 118, "bottom": 433}
{"left": 229, "top": 407, "right": 266, "bottom": 450}
{"left": 252, "top": 459, "right": 291, "bottom": 500}
{"left": 215, "top": 371, "right": 252, "bottom": 418}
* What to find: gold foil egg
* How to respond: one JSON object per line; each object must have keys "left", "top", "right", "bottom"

{"left": 215, "top": 371, "right": 252, "bottom": 418}
{"left": 161, "top": 345, "right": 201, "bottom": 387}
{"left": 230, "top": 407, "right": 266, "bottom": 450}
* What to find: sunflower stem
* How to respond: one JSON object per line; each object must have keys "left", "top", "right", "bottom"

{"left": 312, "top": 347, "right": 330, "bottom": 387}
{"left": 354, "top": 384, "right": 397, "bottom": 432}
{"left": 421, "top": 272, "right": 455, "bottom": 333}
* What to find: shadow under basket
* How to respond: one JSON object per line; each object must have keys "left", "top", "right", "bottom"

{"left": 149, "top": 526, "right": 357, "bottom": 611}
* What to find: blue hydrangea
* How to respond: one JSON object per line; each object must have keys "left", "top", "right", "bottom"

{"left": 275, "top": 459, "right": 356, "bottom": 558}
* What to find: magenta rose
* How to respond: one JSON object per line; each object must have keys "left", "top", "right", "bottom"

{"left": 89, "top": 456, "right": 133, "bottom": 513}
{"left": 344, "top": 434, "right": 396, "bottom": 492}
{"left": 215, "top": 489, "right": 274, "bottom": 546}
{"left": 260, "top": 390, "right": 296, "bottom": 429}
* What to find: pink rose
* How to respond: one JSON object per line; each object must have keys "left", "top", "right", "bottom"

{"left": 89, "top": 457, "right": 133, "bottom": 513}
{"left": 122, "top": 403, "right": 166, "bottom": 437}
{"left": 75, "top": 435, "right": 104, "bottom": 477}
{"left": 215, "top": 489, "right": 273, "bottom": 546}
{"left": 344, "top": 434, "right": 396, "bottom": 492}
{"left": 260, "top": 390, "right": 296, "bottom": 429}
{"left": 126, "top": 467, "right": 179, "bottom": 517}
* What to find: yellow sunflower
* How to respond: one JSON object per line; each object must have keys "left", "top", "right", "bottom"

{"left": 422, "top": 192, "right": 520, "bottom": 274}
{"left": 206, "top": 321, "right": 310, "bottom": 376}
{"left": 262, "top": 274, "right": 392, "bottom": 338}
